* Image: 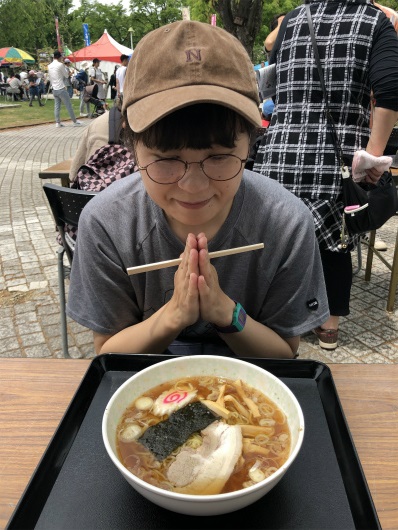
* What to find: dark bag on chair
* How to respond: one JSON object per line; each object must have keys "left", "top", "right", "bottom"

{"left": 341, "top": 169, "right": 398, "bottom": 235}
{"left": 306, "top": 4, "right": 398, "bottom": 240}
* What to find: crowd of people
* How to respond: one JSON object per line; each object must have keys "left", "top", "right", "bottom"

{"left": 2, "top": 51, "right": 131, "bottom": 130}
{"left": 1, "top": 69, "right": 46, "bottom": 103}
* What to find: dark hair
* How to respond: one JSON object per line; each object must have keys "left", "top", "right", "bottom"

{"left": 125, "top": 104, "right": 256, "bottom": 151}
{"left": 93, "top": 58, "right": 100, "bottom": 64}
{"left": 120, "top": 54, "right": 129, "bottom": 62}
{"left": 53, "top": 50, "right": 62, "bottom": 59}
{"left": 270, "top": 13, "right": 286, "bottom": 31}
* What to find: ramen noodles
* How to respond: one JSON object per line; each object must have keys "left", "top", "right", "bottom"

{"left": 116, "top": 376, "right": 291, "bottom": 495}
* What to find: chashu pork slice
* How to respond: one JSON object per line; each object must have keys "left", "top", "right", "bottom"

{"left": 167, "top": 420, "right": 242, "bottom": 495}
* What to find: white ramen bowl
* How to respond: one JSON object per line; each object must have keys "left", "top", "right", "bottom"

{"left": 102, "top": 355, "right": 304, "bottom": 516}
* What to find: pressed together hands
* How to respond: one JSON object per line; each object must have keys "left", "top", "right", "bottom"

{"left": 96, "top": 232, "right": 298, "bottom": 358}
{"left": 167, "top": 233, "right": 236, "bottom": 332}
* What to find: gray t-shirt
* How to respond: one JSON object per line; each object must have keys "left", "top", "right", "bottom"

{"left": 67, "top": 170, "right": 329, "bottom": 339}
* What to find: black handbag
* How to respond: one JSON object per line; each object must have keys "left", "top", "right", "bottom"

{"left": 305, "top": 4, "right": 398, "bottom": 244}
{"left": 339, "top": 166, "right": 397, "bottom": 236}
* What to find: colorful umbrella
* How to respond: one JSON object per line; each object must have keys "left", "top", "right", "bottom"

{"left": 0, "top": 47, "right": 35, "bottom": 64}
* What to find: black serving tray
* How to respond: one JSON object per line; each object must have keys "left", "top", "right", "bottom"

{"left": 7, "top": 351, "right": 380, "bottom": 530}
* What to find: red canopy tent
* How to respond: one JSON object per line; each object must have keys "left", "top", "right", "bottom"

{"left": 67, "top": 30, "right": 133, "bottom": 86}
{"left": 67, "top": 30, "right": 132, "bottom": 63}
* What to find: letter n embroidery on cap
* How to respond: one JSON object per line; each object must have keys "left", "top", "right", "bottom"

{"left": 185, "top": 49, "right": 201, "bottom": 62}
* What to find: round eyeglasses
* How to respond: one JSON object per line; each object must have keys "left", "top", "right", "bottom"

{"left": 138, "top": 154, "right": 248, "bottom": 184}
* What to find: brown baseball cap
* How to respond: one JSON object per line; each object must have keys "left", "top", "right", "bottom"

{"left": 123, "top": 21, "right": 261, "bottom": 132}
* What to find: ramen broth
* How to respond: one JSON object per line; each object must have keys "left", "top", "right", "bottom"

{"left": 116, "top": 376, "right": 291, "bottom": 495}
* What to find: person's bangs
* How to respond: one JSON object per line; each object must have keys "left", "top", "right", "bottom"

{"left": 126, "top": 104, "right": 255, "bottom": 151}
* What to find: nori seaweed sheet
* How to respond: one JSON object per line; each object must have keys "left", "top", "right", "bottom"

{"left": 138, "top": 401, "right": 219, "bottom": 461}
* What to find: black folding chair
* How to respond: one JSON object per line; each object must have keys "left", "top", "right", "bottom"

{"left": 43, "top": 183, "right": 97, "bottom": 357}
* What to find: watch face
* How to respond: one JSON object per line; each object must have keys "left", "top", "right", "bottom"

{"left": 214, "top": 303, "right": 247, "bottom": 333}
{"left": 233, "top": 303, "right": 247, "bottom": 332}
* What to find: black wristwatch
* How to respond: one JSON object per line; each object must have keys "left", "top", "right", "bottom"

{"left": 213, "top": 302, "right": 247, "bottom": 334}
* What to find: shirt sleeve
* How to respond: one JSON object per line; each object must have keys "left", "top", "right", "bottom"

{"left": 369, "top": 14, "right": 398, "bottom": 110}
{"left": 66, "top": 199, "right": 141, "bottom": 335}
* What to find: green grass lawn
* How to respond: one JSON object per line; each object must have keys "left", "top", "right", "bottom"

{"left": 0, "top": 97, "right": 112, "bottom": 129}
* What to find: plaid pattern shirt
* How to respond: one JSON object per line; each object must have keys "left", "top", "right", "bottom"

{"left": 254, "top": 0, "right": 383, "bottom": 251}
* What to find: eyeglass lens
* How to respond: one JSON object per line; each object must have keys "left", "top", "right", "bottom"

{"left": 146, "top": 155, "right": 244, "bottom": 183}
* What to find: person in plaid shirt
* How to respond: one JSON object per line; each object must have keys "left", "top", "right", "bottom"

{"left": 254, "top": 0, "right": 398, "bottom": 350}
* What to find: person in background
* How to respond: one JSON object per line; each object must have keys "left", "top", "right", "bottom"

{"left": 116, "top": 54, "right": 129, "bottom": 104}
{"left": 67, "top": 20, "right": 329, "bottom": 358}
{"left": 6, "top": 73, "right": 23, "bottom": 100}
{"left": 19, "top": 68, "right": 28, "bottom": 87}
{"left": 47, "top": 50, "right": 82, "bottom": 128}
{"left": 75, "top": 62, "right": 90, "bottom": 117}
{"left": 36, "top": 70, "right": 45, "bottom": 96}
{"left": 109, "top": 65, "right": 118, "bottom": 101}
{"left": 264, "top": 13, "right": 286, "bottom": 55}
{"left": 261, "top": 99, "right": 274, "bottom": 127}
{"left": 69, "top": 110, "right": 111, "bottom": 182}
{"left": 362, "top": 0, "right": 398, "bottom": 252}
{"left": 44, "top": 71, "right": 50, "bottom": 94}
{"left": 89, "top": 58, "right": 107, "bottom": 101}
{"left": 63, "top": 58, "right": 74, "bottom": 98}
{"left": 27, "top": 70, "right": 44, "bottom": 107}
{"left": 254, "top": 0, "right": 398, "bottom": 350}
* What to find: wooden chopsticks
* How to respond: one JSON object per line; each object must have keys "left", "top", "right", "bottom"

{"left": 126, "top": 243, "right": 264, "bottom": 275}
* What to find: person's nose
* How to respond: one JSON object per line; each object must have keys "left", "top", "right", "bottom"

{"left": 177, "top": 161, "right": 210, "bottom": 192}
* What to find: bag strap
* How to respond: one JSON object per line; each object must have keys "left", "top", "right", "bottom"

{"left": 108, "top": 105, "right": 122, "bottom": 144}
{"left": 305, "top": 3, "right": 348, "bottom": 168}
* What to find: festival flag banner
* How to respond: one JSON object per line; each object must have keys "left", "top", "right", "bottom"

{"left": 211, "top": 14, "right": 217, "bottom": 26}
{"left": 181, "top": 7, "right": 190, "bottom": 20}
{"left": 55, "top": 17, "right": 62, "bottom": 51}
{"left": 83, "top": 23, "right": 91, "bottom": 46}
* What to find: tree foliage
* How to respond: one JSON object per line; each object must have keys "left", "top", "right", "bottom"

{"left": 128, "top": 0, "right": 185, "bottom": 45}
{"left": 68, "top": 2, "right": 131, "bottom": 48}
{"left": 3, "top": 0, "right": 393, "bottom": 66}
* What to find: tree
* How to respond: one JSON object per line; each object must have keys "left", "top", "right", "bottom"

{"left": 212, "top": 0, "right": 264, "bottom": 58}
{"left": 0, "top": 0, "right": 74, "bottom": 53}
{"left": 128, "top": 0, "right": 184, "bottom": 46}
{"left": 185, "top": 0, "right": 214, "bottom": 23}
{"left": 68, "top": 2, "right": 131, "bottom": 48}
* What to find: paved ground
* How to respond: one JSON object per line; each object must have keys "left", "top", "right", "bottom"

{"left": 0, "top": 121, "right": 397, "bottom": 363}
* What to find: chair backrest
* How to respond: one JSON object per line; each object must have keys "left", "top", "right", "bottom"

{"left": 43, "top": 183, "right": 96, "bottom": 264}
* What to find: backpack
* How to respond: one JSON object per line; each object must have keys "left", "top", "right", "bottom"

{"left": 71, "top": 76, "right": 80, "bottom": 90}
{"left": 73, "top": 106, "right": 136, "bottom": 192}
{"left": 73, "top": 70, "right": 88, "bottom": 90}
